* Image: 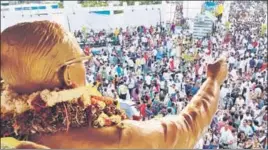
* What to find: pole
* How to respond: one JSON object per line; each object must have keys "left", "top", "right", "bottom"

{"left": 67, "top": 15, "right": 71, "bottom": 32}
{"left": 159, "top": 9, "right": 161, "bottom": 26}
{"left": 159, "top": 8, "right": 162, "bottom": 35}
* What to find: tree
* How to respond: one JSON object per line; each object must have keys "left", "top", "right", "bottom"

{"left": 140, "top": 1, "right": 161, "bottom": 5}
{"left": 80, "top": 1, "right": 108, "bottom": 7}
{"left": 58, "top": 2, "right": 64, "bottom": 8}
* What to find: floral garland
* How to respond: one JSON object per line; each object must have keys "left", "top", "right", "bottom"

{"left": 0, "top": 86, "right": 127, "bottom": 141}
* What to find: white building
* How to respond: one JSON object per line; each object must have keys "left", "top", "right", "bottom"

{"left": 183, "top": 1, "right": 203, "bottom": 20}
{"left": 1, "top": 1, "right": 176, "bottom": 32}
{"left": 1, "top": 1, "right": 200, "bottom": 32}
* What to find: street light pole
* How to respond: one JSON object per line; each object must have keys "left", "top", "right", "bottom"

{"left": 159, "top": 9, "right": 162, "bottom": 26}
{"left": 66, "top": 15, "right": 71, "bottom": 32}
{"left": 158, "top": 8, "right": 162, "bottom": 34}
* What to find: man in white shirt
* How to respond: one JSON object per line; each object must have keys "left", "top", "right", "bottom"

{"left": 242, "top": 111, "right": 253, "bottom": 122}
{"left": 220, "top": 83, "right": 230, "bottom": 105}
{"left": 141, "top": 36, "right": 147, "bottom": 44}
{"left": 167, "top": 38, "right": 173, "bottom": 51}
{"left": 153, "top": 48, "right": 157, "bottom": 58}
{"left": 230, "top": 69, "right": 238, "bottom": 81}
{"left": 127, "top": 58, "right": 134, "bottom": 69}
{"left": 255, "top": 106, "right": 267, "bottom": 125}
{"left": 236, "top": 95, "right": 245, "bottom": 107}
{"left": 102, "top": 54, "right": 108, "bottom": 63}
{"left": 228, "top": 55, "right": 236, "bottom": 69}
{"left": 168, "top": 83, "right": 176, "bottom": 96}
{"left": 254, "top": 85, "right": 262, "bottom": 98}
{"left": 163, "top": 71, "right": 170, "bottom": 81}
{"left": 118, "top": 83, "right": 129, "bottom": 100}
{"left": 176, "top": 71, "right": 183, "bottom": 82}
{"left": 145, "top": 74, "right": 152, "bottom": 88}
{"left": 239, "top": 58, "right": 246, "bottom": 73}
{"left": 127, "top": 75, "right": 135, "bottom": 91}
{"left": 219, "top": 125, "right": 232, "bottom": 148}
{"left": 160, "top": 80, "right": 166, "bottom": 91}
{"left": 118, "top": 34, "right": 123, "bottom": 45}
{"left": 228, "top": 130, "right": 237, "bottom": 149}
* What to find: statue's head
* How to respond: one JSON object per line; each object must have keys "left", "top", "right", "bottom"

{"left": 1, "top": 21, "right": 90, "bottom": 94}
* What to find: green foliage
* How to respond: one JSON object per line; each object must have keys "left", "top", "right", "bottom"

{"left": 58, "top": 2, "right": 64, "bottom": 8}
{"left": 140, "top": 1, "right": 162, "bottom": 5}
{"left": 118, "top": 1, "right": 135, "bottom": 6}
{"left": 118, "top": 1, "right": 161, "bottom": 6}
{"left": 80, "top": 1, "right": 109, "bottom": 7}
{"left": 114, "top": 10, "right": 124, "bottom": 14}
{"left": 126, "top": 1, "right": 135, "bottom": 6}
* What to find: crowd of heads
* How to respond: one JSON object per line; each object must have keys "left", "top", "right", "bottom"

{"left": 73, "top": 1, "right": 267, "bottom": 149}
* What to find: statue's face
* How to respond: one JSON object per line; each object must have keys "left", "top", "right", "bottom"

{"left": 1, "top": 21, "right": 89, "bottom": 93}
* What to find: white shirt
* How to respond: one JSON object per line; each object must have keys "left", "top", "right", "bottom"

{"left": 176, "top": 73, "right": 183, "bottom": 82}
{"left": 127, "top": 59, "right": 134, "bottom": 67}
{"left": 168, "top": 87, "right": 176, "bottom": 95}
{"left": 163, "top": 72, "right": 170, "bottom": 81}
{"left": 220, "top": 127, "right": 232, "bottom": 144}
{"left": 160, "top": 81, "right": 166, "bottom": 89}
{"left": 230, "top": 70, "right": 238, "bottom": 80}
{"left": 176, "top": 101, "right": 184, "bottom": 113}
{"left": 167, "top": 40, "right": 172, "bottom": 49}
{"left": 248, "top": 43, "right": 253, "bottom": 49}
{"left": 255, "top": 87, "right": 262, "bottom": 97}
{"left": 153, "top": 49, "right": 157, "bottom": 56}
{"left": 220, "top": 87, "right": 229, "bottom": 100}
{"left": 145, "top": 75, "right": 152, "bottom": 85}
{"left": 102, "top": 55, "right": 108, "bottom": 62}
{"left": 212, "top": 37, "right": 217, "bottom": 44}
{"left": 119, "top": 84, "right": 128, "bottom": 95}
{"left": 255, "top": 106, "right": 266, "bottom": 125}
{"left": 228, "top": 134, "right": 237, "bottom": 149}
{"left": 228, "top": 56, "right": 235, "bottom": 64}
{"left": 141, "top": 37, "right": 147, "bottom": 43}
{"left": 127, "top": 78, "right": 135, "bottom": 89}
{"left": 239, "top": 60, "right": 246, "bottom": 69}
{"left": 236, "top": 97, "right": 245, "bottom": 107}
{"left": 243, "top": 38, "right": 248, "bottom": 44}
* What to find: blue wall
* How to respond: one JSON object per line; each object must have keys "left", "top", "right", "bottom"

{"left": 89, "top": 10, "right": 110, "bottom": 15}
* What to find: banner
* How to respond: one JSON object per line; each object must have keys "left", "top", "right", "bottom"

{"left": 181, "top": 53, "right": 195, "bottom": 62}
{"left": 81, "top": 26, "right": 88, "bottom": 36}
{"left": 215, "top": 4, "right": 224, "bottom": 16}
{"left": 203, "top": 1, "right": 217, "bottom": 11}
{"left": 225, "top": 21, "right": 231, "bottom": 30}
{"left": 261, "top": 24, "right": 267, "bottom": 36}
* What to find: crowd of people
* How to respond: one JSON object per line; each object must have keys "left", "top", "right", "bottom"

{"left": 74, "top": 1, "right": 267, "bottom": 149}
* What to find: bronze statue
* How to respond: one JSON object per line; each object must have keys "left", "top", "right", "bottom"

{"left": 1, "top": 21, "right": 227, "bottom": 149}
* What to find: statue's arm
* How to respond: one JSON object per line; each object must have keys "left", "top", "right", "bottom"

{"left": 119, "top": 58, "right": 226, "bottom": 149}
{"left": 117, "top": 78, "right": 220, "bottom": 149}
{"left": 168, "top": 78, "right": 220, "bottom": 148}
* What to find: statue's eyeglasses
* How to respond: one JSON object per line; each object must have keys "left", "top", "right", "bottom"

{"left": 56, "top": 55, "right": 93, "bottom": 72}
{"left": 56, "top": 55, "right": 92, "bottom": 88}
